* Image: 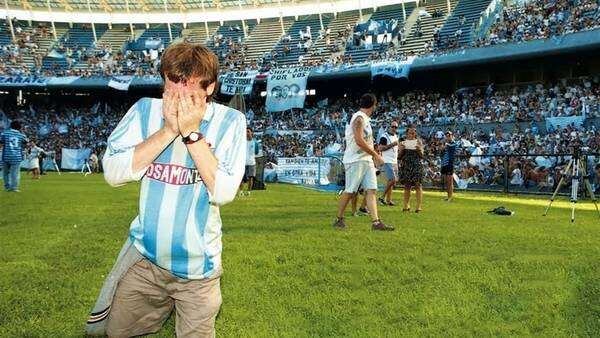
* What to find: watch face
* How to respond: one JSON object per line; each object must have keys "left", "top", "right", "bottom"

{"left": 189, "top": 133, "right": 200, "bottom": 141}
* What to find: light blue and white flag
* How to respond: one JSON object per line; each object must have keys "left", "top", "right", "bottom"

{"left": 108, "top": 76, "right": 134, "bottom": 91}
{"left": 545, "top": 115, "right": 585, "bottom": 130}
{"left": 371, "top": 56, "right": 415, "bottom": 79}
{"left": 61, "top": 148, "right": 91, "bottom": 170}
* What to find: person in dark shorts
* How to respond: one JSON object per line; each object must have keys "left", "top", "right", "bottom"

{"left": 398, "top": 126, "right": 425, "bottom": 212}
{"left": 440, "top": 131, "right": 459, "bottom": 201}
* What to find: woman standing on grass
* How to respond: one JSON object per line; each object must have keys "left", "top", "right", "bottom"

{"left": 398, "top": 126, "right": 425, "bottom": 212}
{"left": 27, "top": 142, "right": 43, "bottom": 180}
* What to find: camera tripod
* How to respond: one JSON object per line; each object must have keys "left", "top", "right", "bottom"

{"left": 543, "top": 153, "right": 600, "bottom": 223}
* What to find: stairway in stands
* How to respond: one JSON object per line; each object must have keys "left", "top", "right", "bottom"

{"left": 136, "top": 24, "right": 184, "bottom": 48}
{"left": 437, "top": 0, "right": 492, "bottom": 48}
{"left": 96, "top": 24, "right": 135, "bottom": 53}
{"left": 345, "top": 3, "right": 416, "bottom": 63}
{"left": 181, "top": 22, "right": 220, "bottom": 45}
{"left": 304, "top": 10, "right": 361, "bottom": 64}
{"left": 243, "top": 17, "right": 294, "bottom": 64}
{"left": 399, "top": 0, "right": 458, "bottom": 55}
{"left": 270, "top": 14, "right": 332, "bottom": 66}
{"left": 62, "top": 23, "right": 108, "bottom": 50}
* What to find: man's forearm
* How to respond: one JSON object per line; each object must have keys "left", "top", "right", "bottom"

{"left": 185, "top": 140, "right": 218, "bottom": 195}
{"left": 132, "top": 127, "right": 178, "bottom": 172}
{"left": 379, "top": 143, "right": 395, "bottom": 151}
{"left": 356, "top": 138, "right": 378, "bottom": 157}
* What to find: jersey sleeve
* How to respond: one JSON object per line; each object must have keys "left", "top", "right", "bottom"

{"left": 102, "top": 98, "right": 150, "bottom": 187}
{"left": 21, "top": 133, "right": 29, "bottom": 144}
{"left": 207, "top": 112, "right": 247, "bottom": 206}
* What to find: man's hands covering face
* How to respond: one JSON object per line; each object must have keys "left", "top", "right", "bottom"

{"left": 162, "top": 90, "right": 179, "bottom": 136}
{"left": 177, "top": 91, "right": 207, "bottom": 137}
{"left": 162, "top": 86, "right": 208, "bottom": 138}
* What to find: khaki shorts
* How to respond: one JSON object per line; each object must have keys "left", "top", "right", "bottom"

{"left": 106, "top": 258, "right": 222, "bottom": 338}
{"left": 344, "top": 160, "right": 378, "bottom": 193}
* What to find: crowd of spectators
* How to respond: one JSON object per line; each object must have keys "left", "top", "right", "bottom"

{"left": 247, "top": 78, "right": 599, "bottom": 191}
{"left": 1, "top": 76, "right": 598, "bottom": 191}
{"left": 247, "top": 77, "right": 599, "bottom": 135}
{"left": 0, "top": 98, "right": 133, "bottom": 164}
{"left": 475, "top": 0, "right": 600, "bottom": 47}
{"left": 0, "top": 20, "right": 49, "bottom": 76}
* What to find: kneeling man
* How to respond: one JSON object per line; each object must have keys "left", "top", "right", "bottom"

{"left": 86, "top": 42, "right": 247, "bottom": 337}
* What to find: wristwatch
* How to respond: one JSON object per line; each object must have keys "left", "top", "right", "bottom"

{"left": 182, "top": 131, "right": 204, "bottom": 144}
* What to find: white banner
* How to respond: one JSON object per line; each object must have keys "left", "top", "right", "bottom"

{"left": 220, "top": 70, "right": 258, "bottom": 95}
{"left": 61, "top": 148, "right": 91, "bottom": 170}
{"left": 108, "top": 76, "right": 133, "bottom": 91}
{"left": 545, "top": 115, "right": 585, "bottom": 130}
{"left": 266, "top": 67, "right": 311, "bottom": 112}
{"left": 46, "top": 76, "right": 81, "bottom": 85}
{"left": 275, "top": 157, "right": 330, "bottom": 185}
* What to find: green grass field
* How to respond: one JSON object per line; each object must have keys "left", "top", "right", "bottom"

{"left": 1, "top": 173, "right": 599, "bottom": 337}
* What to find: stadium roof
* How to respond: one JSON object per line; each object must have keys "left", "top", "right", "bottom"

{"left": 2, "top": 0, "right": 412, "bottom": 24}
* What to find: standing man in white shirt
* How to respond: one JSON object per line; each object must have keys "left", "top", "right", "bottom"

{"left": 378, "top": 121, "right": 399, "bottom": 205}
{"left": 243, "top": 127, "right": 258, "bottom": 195}
{"left": 333, "top": 93, "right": 394, "bottom": 231}
{"left": 87, "top": 42, "right": 247, "bottom": 337}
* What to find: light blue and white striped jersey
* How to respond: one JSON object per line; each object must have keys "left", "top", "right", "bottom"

{"left": 246, "top": 138, "right": 257, "bottom": 166}
{"left": 0, "top": 129, "right": 29, "bottom": 163}
{"left": 102, "top": 98, "right": 247, "bottom": 280}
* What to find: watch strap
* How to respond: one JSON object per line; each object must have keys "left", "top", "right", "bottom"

{"left": 182, "top": 131, "right": 204, "bottom": 144}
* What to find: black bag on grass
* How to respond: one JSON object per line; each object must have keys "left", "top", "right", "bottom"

{"left": 487, "top": 206, "right": 514, "bottom": 216}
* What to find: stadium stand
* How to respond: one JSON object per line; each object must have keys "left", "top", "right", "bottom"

{"left": 181, "top": 22, "right": 221, "bottom": 45}
{"left": 476, "top": 0, "right": 600, "bottom": 47}
{"left": 271, "top": 14, "right": 332, "bottom": 66}
{"left": 399, "top": 0, "right": 457, "bottom": 55}
{"left": 243, "top": 17, "right": 294, "bottom": 67}
{"left": 435, "top": 0, "right": 492, "bottom": 50}
{"left": 303, "top": 11, "right": 360, "bottom": 65}
{"left": 344, "top": 3, "right": 416, "bottom": 62}
{"left": 208, "top": 20, "right": 257, "bottom": 67}
{"left": 126, "top": 23, "right": 183, "bottom": 51}
{"left": 2, "top": 0, "right": 599, "bottom": 75}
{"left": 61, "top": 24, "right": 108, "bottom": 50}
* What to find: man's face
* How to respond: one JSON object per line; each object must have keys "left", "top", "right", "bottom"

{"left": 390, "top": 123, "right": 398, "bottom": 135}
{"left": 365, "top": 100, "right": 377, "bottom": 115}
{"left": 163, "top": 76, "right": 215, "bottom": 100}
{"left": 445, "top": 132, "right": 453, "bottom": 142}
{"left": 246, "top": 129, "right": 253, "bottom": 140}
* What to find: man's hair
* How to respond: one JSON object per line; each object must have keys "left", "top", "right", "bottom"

{"left": 9, "top": 120, "right": 21, "bottom": 130}
{"left": 160, "top": 42, "right": 219, "bottom": 101}
{"left": 359, "top": 93, "right": 377, "bottom": 109}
